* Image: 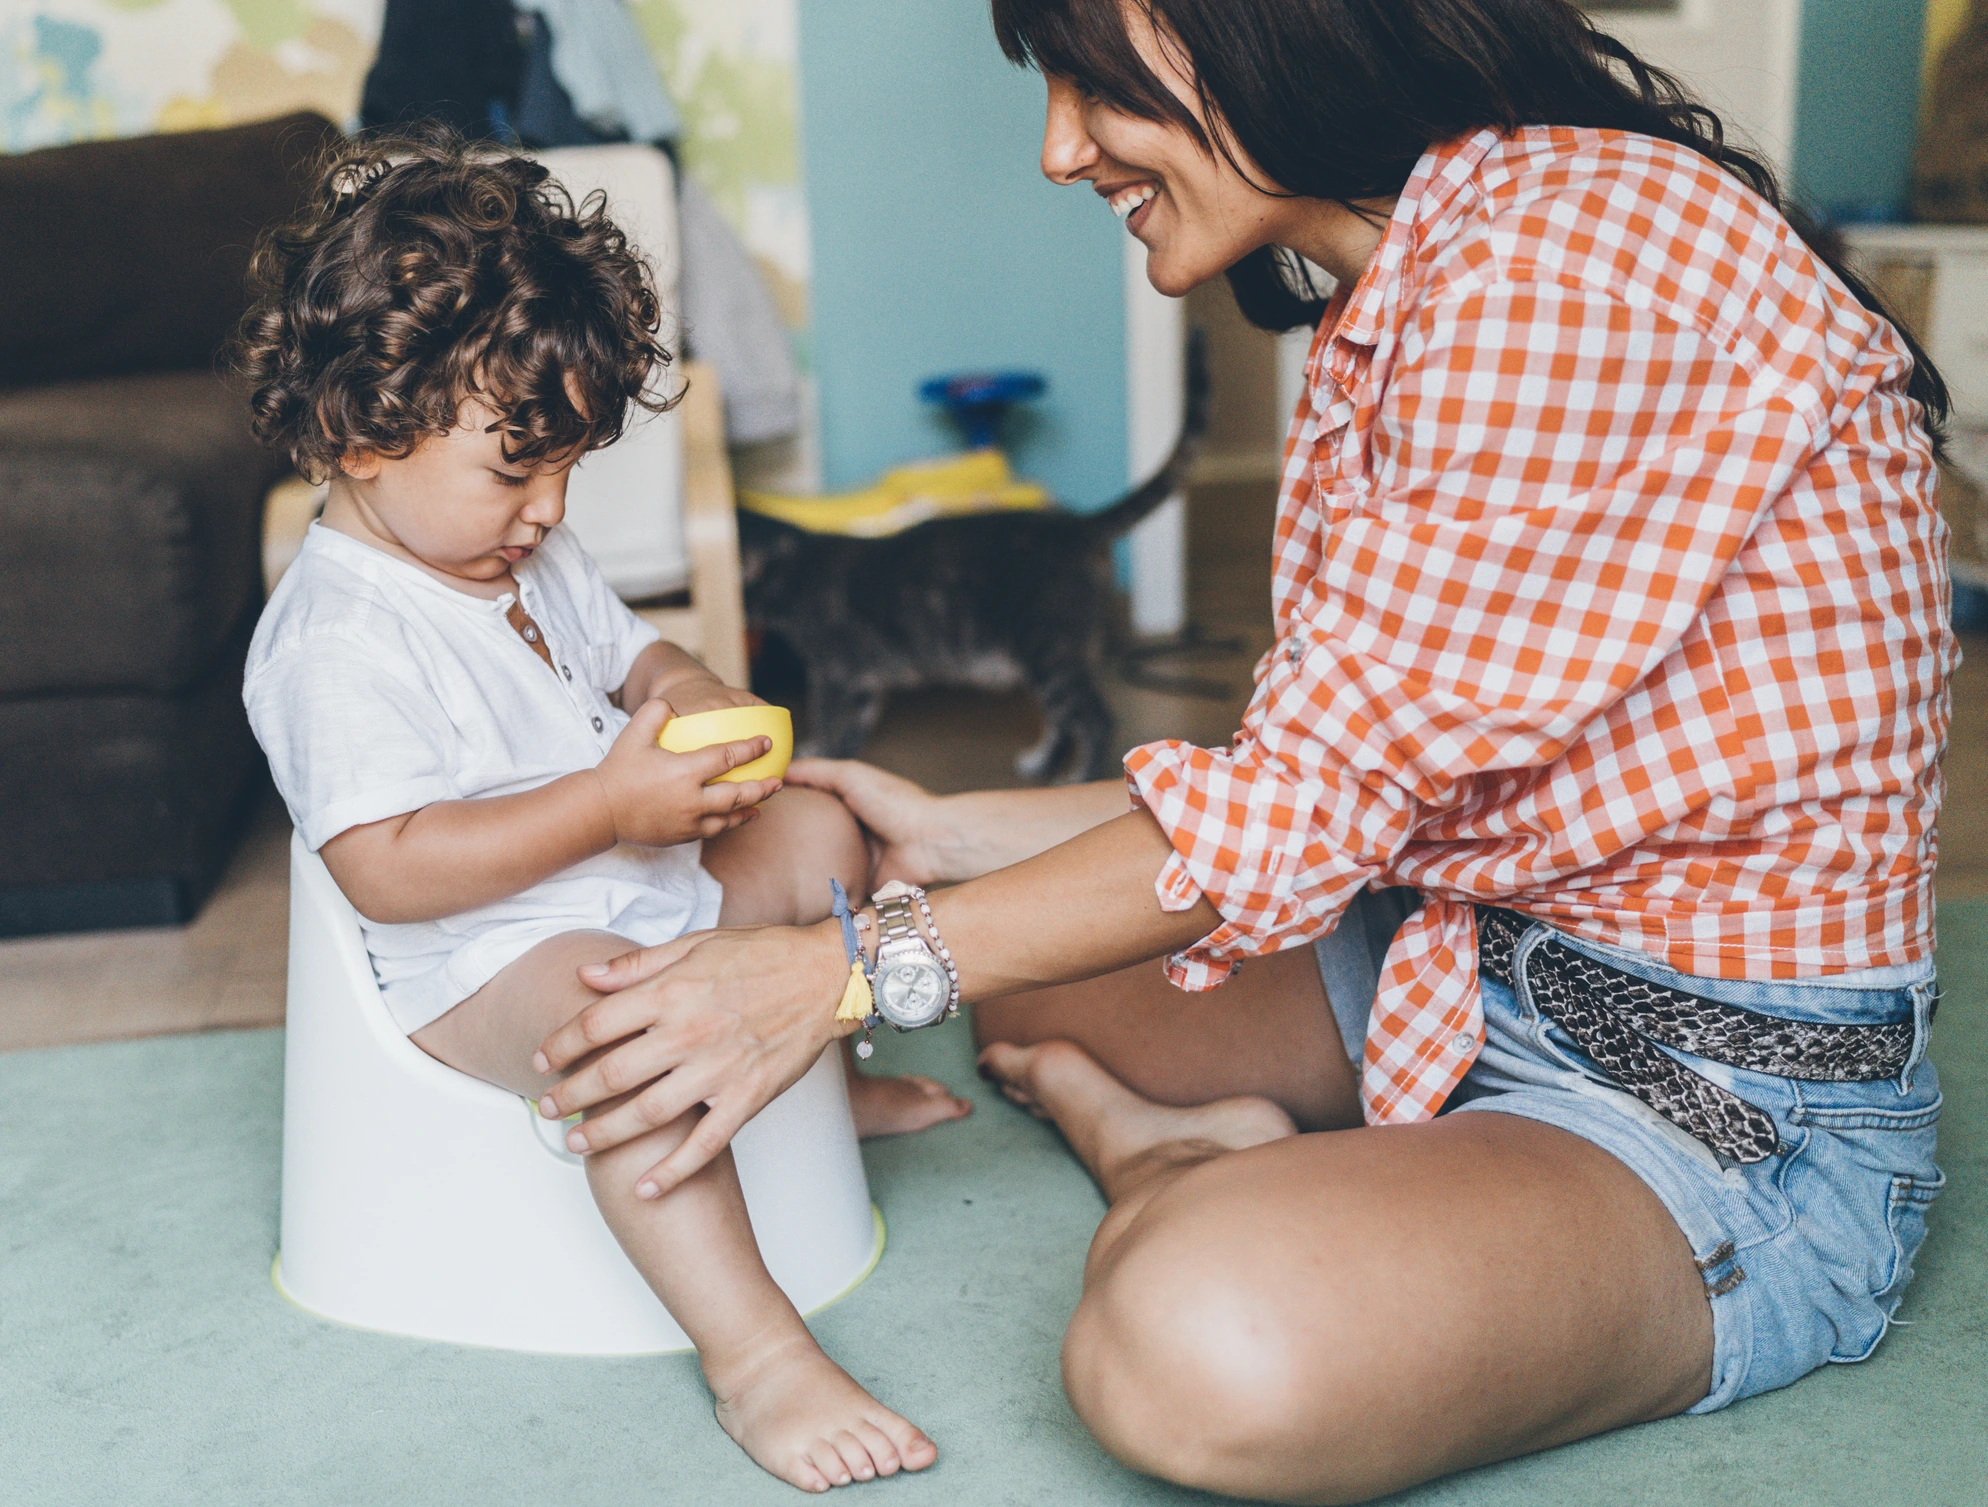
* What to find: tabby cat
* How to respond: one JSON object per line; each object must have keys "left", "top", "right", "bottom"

{"left": 738, "top": 336, "right": 1209, "bottom": 781}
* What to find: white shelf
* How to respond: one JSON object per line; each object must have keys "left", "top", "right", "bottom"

{"left": 1840, "top": 224, "right": 1988, "bottom": 257}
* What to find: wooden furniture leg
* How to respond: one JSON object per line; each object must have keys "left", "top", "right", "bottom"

{"left": 634, "top": 360, "right": 750, "bottom": 688}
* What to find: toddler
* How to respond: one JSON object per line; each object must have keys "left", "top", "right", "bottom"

{"left": 239, "top": 131, "right": 963, "bottom": 1492}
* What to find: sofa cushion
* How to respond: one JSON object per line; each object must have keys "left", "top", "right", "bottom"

{"left": 0, "top": 112, "right": 338, "bottom": 390}
{"left": 0, "top": 370, "right": 281, "bottom": 697}
{"left": 0, "top": 618, "right": 262, "bottom": 910}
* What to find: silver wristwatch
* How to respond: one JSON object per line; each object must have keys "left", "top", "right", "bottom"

{"left": 869, "top": 881, "right": 956, "bottom": 1030}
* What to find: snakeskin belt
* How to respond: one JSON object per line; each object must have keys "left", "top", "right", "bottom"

{"left": 1475, "top": 908, "right": 1917, "bottom": 1165}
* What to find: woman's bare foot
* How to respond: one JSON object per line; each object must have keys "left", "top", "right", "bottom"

{"left": 843, "top": 1059, "right": 973, "bottom": 1139}
{"left": 707, "top": 1330, "right": 938, "bottom": 1492}
{"left": 979, "top": 1039, "right": 1296, "bottom": 1201}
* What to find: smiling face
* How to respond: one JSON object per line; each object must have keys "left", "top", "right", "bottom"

{"left": 1036, "top": 4, "right": 1390, "bottom": 297}
{"left": 320, "top": 397, "right": 580, "bottom": 597}
{"left": 1039, "top": 7, "right": 1292, "bottom": 296}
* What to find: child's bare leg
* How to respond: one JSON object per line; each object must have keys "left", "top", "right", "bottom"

{"left": 412, "top": 930, "right": 937, "bottom": 1491}
{"left": 703, "top": 786, "right": 972, "bottom": 1138}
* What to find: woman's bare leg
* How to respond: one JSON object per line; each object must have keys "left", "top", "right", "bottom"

{"left": 703, "top": 786, "right": 972, "bottom": 1137}
{"left": 975, "top": 944, "right": 1361, "bottom": 1132}
{"left": 980, "top": 1039, "right": 1714, "bottom": 1505}
{"left": 414, "top": 930, "right": 936, "bottom": 1492}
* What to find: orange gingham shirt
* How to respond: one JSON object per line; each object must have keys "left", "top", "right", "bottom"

{"left": 1124, "top": 127, "right": 1954, "bottom": 1126}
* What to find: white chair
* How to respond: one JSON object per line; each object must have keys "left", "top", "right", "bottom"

{"left": 534, "top": 145, "right": 750, "bottom": 688}
{"left": 274, "top": 833, "right": 882, "bottom": 1354}
{"left": 533, "top": 146, "right": 689, "bottom": 603}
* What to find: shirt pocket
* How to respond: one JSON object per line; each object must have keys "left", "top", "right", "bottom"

{"left": 582, "top": 640, "right": 627, "bottom": 698}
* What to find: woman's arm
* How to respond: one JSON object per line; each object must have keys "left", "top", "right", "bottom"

{"left": 531, "top": 806, "right": 1217, "bottom": 1198}
{"left": 785, "top": 759, "right": 1129, "bottom": 883}
{"left": 320, "top": 699, "right": 780, "bottom": 922}
{"left": 922, "top": 808, "right": 1216, "bottom": 996}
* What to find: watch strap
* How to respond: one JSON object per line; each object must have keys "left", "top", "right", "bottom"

{"left": 874, "top": 890, "right": 923, "bottom": 950}
{"left": 871, "top": 880, "right": 961, "bottom": 1017}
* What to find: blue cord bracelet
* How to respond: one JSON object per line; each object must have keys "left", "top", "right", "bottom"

{"left": 830, "top": 880, "right": 882, "bottom": 1054}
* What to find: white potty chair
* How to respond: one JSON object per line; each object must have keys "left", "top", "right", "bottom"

{"left": 274, "top": 833, "right": 882, "bottom": 1354}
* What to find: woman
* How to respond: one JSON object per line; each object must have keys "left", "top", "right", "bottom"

{"left": 529, "top": 1, "right": 1953, "bottom": 1499}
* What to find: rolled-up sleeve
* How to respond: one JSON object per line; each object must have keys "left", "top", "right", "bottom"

{"left": 247, "top": 636, "right": 458, "bottom": 852}
{"left": 1128, "top": 273, "right": 1814, "bottom": 989}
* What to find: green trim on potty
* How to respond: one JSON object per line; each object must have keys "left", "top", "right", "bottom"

{"left": 268, "top": 1204, "right": 888, "bottom": 1358}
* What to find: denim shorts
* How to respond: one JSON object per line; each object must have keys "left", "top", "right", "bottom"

{"left": 1316, "top": 890, "right": 1945, "bottom": 1412}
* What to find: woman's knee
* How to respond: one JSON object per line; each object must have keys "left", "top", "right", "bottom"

{"left": 1059, "top": 1185, "right": 1389, "bottom": 1503}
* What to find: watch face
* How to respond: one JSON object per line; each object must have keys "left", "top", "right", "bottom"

{"left": 876, "top": 958, "right": 949, "bottom": 1028}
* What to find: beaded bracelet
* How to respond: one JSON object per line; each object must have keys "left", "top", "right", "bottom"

{"left": 907, "top": 884, "right": 962, "bottom": 1014}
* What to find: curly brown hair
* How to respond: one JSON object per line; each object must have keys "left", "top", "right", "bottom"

{"left": 236, "top": 124, "right": 676, "bottom": 482}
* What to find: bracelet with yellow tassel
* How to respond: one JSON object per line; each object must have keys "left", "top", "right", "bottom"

{"left": 829, "top": 879, "right": 881, "bottom": 1057}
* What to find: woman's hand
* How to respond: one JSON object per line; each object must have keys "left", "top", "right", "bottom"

{"left": 532, "top": 920, "right": 853, "bottom": 1198}
{"left": 787, "top": 760, "right": 1135, "bottom": 885}
{"left": 593, "top": 698, "right": 781, "bottom": 847}
{"left": 535, "top": 807, "right": 1218, "bottom": 1198}
{"left": 784, "top": 758, "right": 956, "bottom": 885}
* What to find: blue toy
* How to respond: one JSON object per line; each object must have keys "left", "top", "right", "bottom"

{"left": 918, "top": 370, "right": 1047, "bottom": 450}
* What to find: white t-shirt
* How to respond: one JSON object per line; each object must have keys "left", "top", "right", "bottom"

{"left": 245, "top": 522, "right": 724, "bottom": 1034}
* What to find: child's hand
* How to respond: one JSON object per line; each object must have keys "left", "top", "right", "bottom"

{"left": 592, "top": 698, "right": 781, "bottom": 847}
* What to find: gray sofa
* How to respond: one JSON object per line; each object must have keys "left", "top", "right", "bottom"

{"left": 0, "top": 113, "right": 337, "bottom": 935}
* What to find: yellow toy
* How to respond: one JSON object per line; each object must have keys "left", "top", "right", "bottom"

{"left": 737, "top": 447, "right": 1049, "bottom": 538}
{"left": 657, "top": 704, "right": 793, "bottom": 784}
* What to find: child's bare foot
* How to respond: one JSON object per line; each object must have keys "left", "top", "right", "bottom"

{"left": 708, "top": 1330, "right": 938, "bottom": 1492}
{"left": 979, "top": 1039, "right": 1296, "bottom": 1201}
{"left": 846, "top": 1068, "right": 973, "bottom": 1139}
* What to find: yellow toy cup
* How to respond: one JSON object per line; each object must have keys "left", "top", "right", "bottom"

{"left": 657, "top": 704, "right": 793, "bottom": 784}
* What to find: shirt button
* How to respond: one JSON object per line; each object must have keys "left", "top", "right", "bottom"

{"left": 591, "top": 716, "right": 604, "bottom": 733}
{"left": 1450, "top": 1031, "right": 1477, "bottom": 1055}
{"left": 561, "top": 665, "right": 572, "bottom": 681}
{"left": 1287, "top": 641, "right": 1301, "bottom": 664}
{"left": 522, "top": 626, "right": 539, "bottom": 642}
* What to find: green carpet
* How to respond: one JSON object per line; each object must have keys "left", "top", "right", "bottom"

{"left": 4, "top": 909, "right": 1986, "bottom": 1507}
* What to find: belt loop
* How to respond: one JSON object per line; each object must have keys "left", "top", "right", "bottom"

{"left": 1901, "top": 979, "right": 1936, "bottom": 1093}
{"left": 1510, "top": 916, "right": 1549, "bottom": 1017}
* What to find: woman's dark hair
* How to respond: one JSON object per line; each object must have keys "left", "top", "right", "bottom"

{"left": 237, "top": 123, "right": 675, "bottom": 481}
{"left": 992, "top": 0, "right": 1950, "bottom": 441}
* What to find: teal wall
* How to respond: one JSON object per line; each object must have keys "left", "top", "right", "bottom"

{"left": 796, "top": 0, "right": 1128, "bottom": 508}
{"left": 1792, "top": 0, "right": 1928, "bottom": 222}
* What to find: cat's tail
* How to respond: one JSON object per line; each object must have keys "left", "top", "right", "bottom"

{"left": 1081, "top": 326, "right": 1211, "bottom": 540}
